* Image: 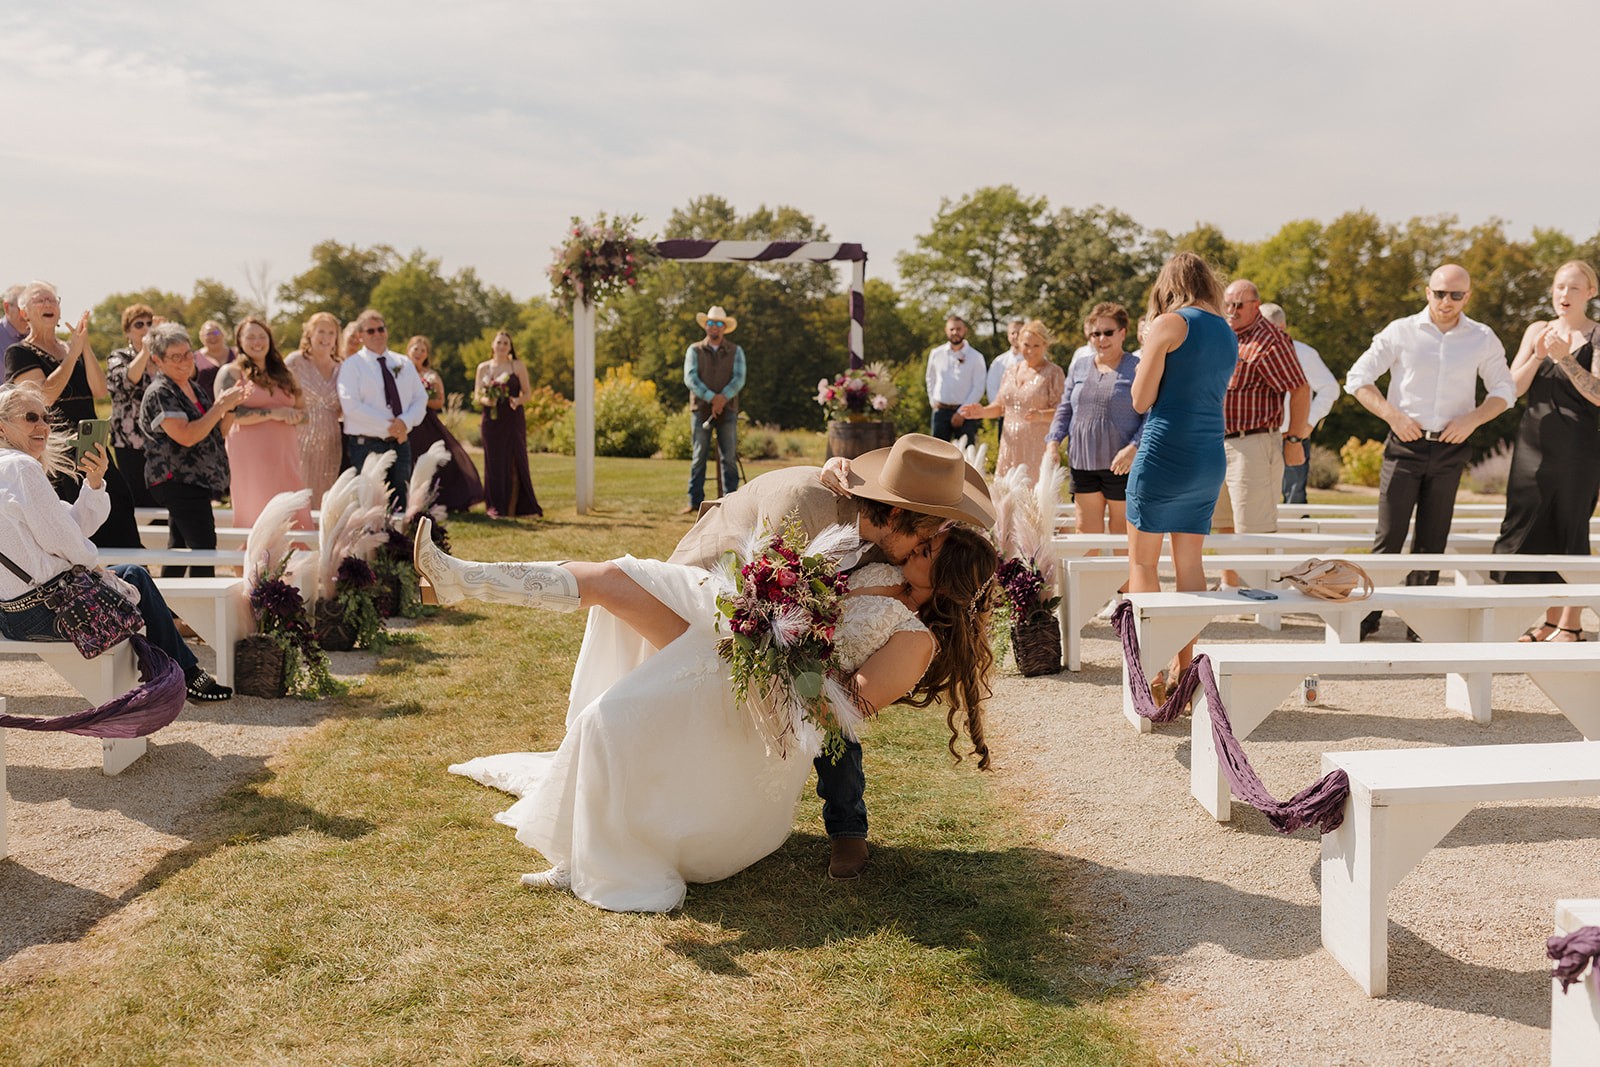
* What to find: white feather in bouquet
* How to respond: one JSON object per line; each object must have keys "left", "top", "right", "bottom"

{"left": 404, "top": 441, "right": 450, "bottom": 522}
{"left": 315, "top": 455, "right": 397, "bottom": 599}
{"left": 991, "top": 462, "right": 1066, "bottom": 586}
{"left": 961, "top": 440, "right": 989, "bottom": 477}
{"left": 244, "top": 489, "right": 313, "bottom": 587}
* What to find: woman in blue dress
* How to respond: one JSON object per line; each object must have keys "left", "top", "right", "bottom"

{"left": 1125, "top": 253, "right": 1238, "bottom": 697}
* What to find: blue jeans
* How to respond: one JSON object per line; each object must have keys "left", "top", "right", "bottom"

{"left": 688, "top": 408, "right": 738, "bottom": 509}
{"left": 344, "top": 435, "right": 411, "bottom": 511}
{"left": 0, "top": 564, "right": 198, "bottom": 676}
{"left": 814, "top": 739, "right": 867, "bottom": 839}
{"left": 1282, "top": 458, "right": 1310, "bottom": 504}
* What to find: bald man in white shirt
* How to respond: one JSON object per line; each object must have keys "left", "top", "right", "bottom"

{"left": 1346, "top": 264, "right": 1514, "bottom": 639}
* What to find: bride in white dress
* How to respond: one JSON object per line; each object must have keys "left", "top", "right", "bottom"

{"left": 418, "top": 520, "right": 998, "bottom": 913}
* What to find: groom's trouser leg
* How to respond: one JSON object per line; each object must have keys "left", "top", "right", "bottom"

{"left": 814, "top": 740, "right": 867, "bottom": 839}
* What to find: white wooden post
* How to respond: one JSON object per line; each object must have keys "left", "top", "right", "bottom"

{"left": 573, "top": 297, "right": 596, "bottom": 515}
{"left": 848, "top": 259, "right": 866, "bottom": 369}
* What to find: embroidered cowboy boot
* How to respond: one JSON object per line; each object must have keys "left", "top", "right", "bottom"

{"left": 413, "top": 517, "right": 581, "bottom": 611}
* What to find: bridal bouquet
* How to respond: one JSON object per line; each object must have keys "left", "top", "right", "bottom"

{"left": 714, "top": 520, "right": 864, "bottom": 762}
{"left": 478, "top": 373, "right": 512, "bottom": 419}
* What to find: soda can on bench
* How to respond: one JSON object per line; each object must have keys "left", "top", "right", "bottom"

{"left": 1302, "top": 674, "right": 1320, "bottom": 706}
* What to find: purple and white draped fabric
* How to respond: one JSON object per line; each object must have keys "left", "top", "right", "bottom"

{"left": 0, "top": 635, "right": 186, "bottom": 738}
{"left": 1549, "top": 926, "right": 1600, "bottom": 992}
{"left": 654, "top": 240, "right": 868, "bottom": 369}
{"left": 1110, "top": 600, "right": 1351, "bottom": 834}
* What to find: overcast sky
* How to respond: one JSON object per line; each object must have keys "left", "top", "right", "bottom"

{"left": 5, "top": 0, "right": 1596, "bottom": 316}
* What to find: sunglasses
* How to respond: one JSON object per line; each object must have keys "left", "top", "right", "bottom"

{"left": 12, "top": 411, "right": 44, "bottom": 424}
{"left": 129, "top": 319, "right": 152, "bottom": 330}
{"left": 363, "top": 325, "right": 387, "bottom": 334}
{"left": 1089, "top": 329, "right": 1119, "bottom": 338}
{"left": 1429, "top": 289, "right": 1468, "bottom": 301}
{"left": 1223, "top": 300, "right": 1257, "bottom": 310}
{"left": 705, "top": 320, "right": 725, "bottom": 328}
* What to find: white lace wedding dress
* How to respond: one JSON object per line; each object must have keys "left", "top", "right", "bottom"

{"left": 449, "top": 559, "right": 927, "bottom": 913}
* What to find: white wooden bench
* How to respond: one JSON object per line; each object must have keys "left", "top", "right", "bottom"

{"left": 1551, "top": 898, "right": 1600, "bottom": 1066}
{"left": 1063, "top": 552, "right": 1600, "bottom": 671}
{"left": 139, "top": 525, "right": 318, "bottom": 551}
{"left": 1319, "top": 740, "right": 1600, "bottom": 996}
{"left": 153, "top": 577, "right": 250, "bottom": 686}
{"left": 99, "top": 547, "right": 247, "bottom": 571}
{"left": 0, "top": 640, "right": 145, "bottom": 776}
{"left": 1118, "top": 584, "right": 1600, "bottom": 731}
{"left": 1190, "top": 641, "right": 1600, "bottom": 821}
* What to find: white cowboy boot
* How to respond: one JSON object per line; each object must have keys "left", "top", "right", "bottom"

{"left": 413, "top": 517, "right": 582, "bottom": 611}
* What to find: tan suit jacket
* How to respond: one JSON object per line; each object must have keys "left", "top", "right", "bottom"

{"left": 668, "top": 465, "right": 868, "bottom": 569}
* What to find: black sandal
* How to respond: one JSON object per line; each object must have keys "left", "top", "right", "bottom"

{"left": 1557, "top": 626, "right": 1587, "bottom": 642}
{"left": 1519, "top": 622, "right": 1558, "bottom": 643}
{"left": 186, "top": 669, "right": 234, "bottom": 702}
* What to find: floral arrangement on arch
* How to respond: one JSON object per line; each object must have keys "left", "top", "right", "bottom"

{"left": 713, "top": 520, "right": 865, "bottom": 763}
{"left": 815, "top": 363, "right": 899, "bottom": 421}
{"left": 547, "top": 212, "right": 659, "bottom": 310}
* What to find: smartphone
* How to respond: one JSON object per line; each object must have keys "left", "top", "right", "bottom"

{"left": 1238, "top": 588, "right": 1278, "bottom": 601}
{"left": 74, "top": 419, "right": 110, "bottom": 464}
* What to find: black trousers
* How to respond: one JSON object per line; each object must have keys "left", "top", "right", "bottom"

{"left": 1372, "top": 434, "right": 1472, "bottom": 583}
{"left": 150, "top": 479, "right": 218, "bottom": 577}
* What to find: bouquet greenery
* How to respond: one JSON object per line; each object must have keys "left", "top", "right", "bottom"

{"left": 547, "top": 212, "right": 659, "bottom": 310}
{"left": 714, "top": 521, "right": 863, "bottom": 762}
{"left": 249, "top": 551, "right": 343, "bottom": 697}
{"left": 333, "top": 557, "right": 386, "bottom": 651}
{"left": 815, "top": 363, "right": 899, "bottom": 420}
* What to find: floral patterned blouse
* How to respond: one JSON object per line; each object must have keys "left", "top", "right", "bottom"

{"left": 138, "top": 373, "right": 231, "bottom": 494}
{"left": 105, "top": 347, "right": 147, "bottom": 449}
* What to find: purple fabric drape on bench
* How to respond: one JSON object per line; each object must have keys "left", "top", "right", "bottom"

{"left": 1110, "top": 600, "right": 1351, "bottom": 834}
{"left": 0, "top": 635, "right": 186, "bottom": 738}
{"left": 1549, "top": 925, "right": 1600, "bottom": 992}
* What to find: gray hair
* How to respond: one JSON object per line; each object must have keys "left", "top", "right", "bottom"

{"left": 2, "top": 285, "right": 21, "bottom": 306}
{"left": 146, "top": 322, "right": 192, "bottom": 360}
{"left": 17, "top": 281, "right": 58, "bottom": 312}
{"left": 0, "top": 381, "right": 75, "bottom": 479}
{"left": 1259, "top": 302, "right": 1287, "bottom": 329}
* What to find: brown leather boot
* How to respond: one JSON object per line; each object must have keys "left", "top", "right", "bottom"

{"left": 828, "top": 837, "right": 869, "bottom": 880}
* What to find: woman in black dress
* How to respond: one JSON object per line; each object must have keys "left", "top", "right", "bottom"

{"left": 405, "top": 335, "right": 484, "bottom": 512}
{"left": 1495, "top": 260, "right": 1600, "bottom": 641}
{"left": 473, "top": 330, "right": 541, "bottom": 518}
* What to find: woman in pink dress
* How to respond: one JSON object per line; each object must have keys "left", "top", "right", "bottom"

{"left": 216, "top": 317, "right": 311, "bottom": 530}
{"left": 960, "top": 319, "right": 1066, "bottom": 481}
{"left": 285, "top": 311, "right": 344, "bottom": 507}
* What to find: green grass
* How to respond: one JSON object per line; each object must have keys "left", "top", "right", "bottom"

{"left": 0, "top": 454, "right": 1160, "bottom": 1067}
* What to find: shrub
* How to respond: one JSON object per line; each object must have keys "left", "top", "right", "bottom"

{"left": 890, "top": 360, "right": 931, "bottom": 438}
{"left": 659, "top": 404, "right": 694, "bottom": 460}
{"left": 1308, "top": 444, "right": 1342, "bottom": 490}
{"left": 522, "top": 385, "right": 573, "bottom": 454}
{"left": 1339, "top": 437, "right": 1384, "bottom": 487}
{"left": 550, "top": 364, "right": 665, "bottom": 458}
{"left": 1461, "top": 440, "right": 1512, "bottom": 495}
{"left": 738, "top": 423, "right": 784, "bottom": 461}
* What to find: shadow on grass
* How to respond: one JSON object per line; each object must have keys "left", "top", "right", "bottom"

{"left": 0, "top": 772, "right": 373, "bottom": 967}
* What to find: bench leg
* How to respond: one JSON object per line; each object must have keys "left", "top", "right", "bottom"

{"left": 1067, "top": 567, "right": 1126, "bottom": 673}
{"left": 1, "top": 724, "right": 7, "bottom": 861}
{"left": 1444, "top": 672, "right": 1493, "bottom": 723}
{"left": 1526, "top": 673, "right": 1600, "bottom": 740}
{"left": 101, "top": 737, "right": 147, "bottom": 776}
{"left": 1322, "top": 797, "right": 1475, "bottom": 996}
{"left": 1192, "top": 673, "right": 1296, "bottom": 821}
{"left": 1121, "top": 616, "right": 1205, "bottom": 732}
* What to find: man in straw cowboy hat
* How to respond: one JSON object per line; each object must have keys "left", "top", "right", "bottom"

{"left": 682, "top": 305, "right": 747, "bottom": 514}
{"left": 669, "top": 433, "right": 995, "bottom": 880}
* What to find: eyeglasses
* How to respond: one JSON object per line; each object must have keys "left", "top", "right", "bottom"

{"left": 363, "top": 325, "right": 387, "bottom": 335}
{"left": 705, "top": 320, "right": 724, "bottom": 328}
{"left": 1429, "top": 289, "right": 1468, "bottom": 301}
{"left": 1089, "top": 329, "right": 1120, "bottom": 338}
{"left": 11, "top": 411, "right": 44, "bottom": 424}
{"left": 1223, "top": 300, "right": 1257, "bottom": 310}
{"left": 129, "top": 319, "right": 152, "bottom": 330}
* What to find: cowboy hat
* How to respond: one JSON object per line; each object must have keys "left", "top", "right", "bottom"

{"left": 695, "top": 306, "right": 737, "bottom": 333}
{"left": 847, "top": 434, "right": 994, "bottom": 528}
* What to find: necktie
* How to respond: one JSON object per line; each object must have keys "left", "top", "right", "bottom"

{"left": 377, "top": 355, "right": 403, "bottom": 417}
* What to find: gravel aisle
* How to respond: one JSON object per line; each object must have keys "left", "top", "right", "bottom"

{"left": 987, "top": 610, "right": 1600, "bottom": 1066}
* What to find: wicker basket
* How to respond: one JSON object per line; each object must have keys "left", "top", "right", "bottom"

{"left": 1011, "top": 614, "right": 1062, "bottom": 676}
{"left": 315, "top": 601, "right": 356, "bottom": 652}
{"left": 234, "top": 634, "right": 288, "bottom": 698}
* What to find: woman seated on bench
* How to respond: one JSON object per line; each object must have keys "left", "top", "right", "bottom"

{"left": 0, "top": 382, "right": 232, "bottom": 702}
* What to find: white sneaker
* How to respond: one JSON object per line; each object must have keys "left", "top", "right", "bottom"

{"left": 520, "top": 866, "right": 572, "bottom": 890}
{"left": 1096, "top": 599, "right": 1120, "bottom": 620}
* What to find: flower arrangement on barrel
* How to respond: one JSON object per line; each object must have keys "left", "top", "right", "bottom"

{"left": 713, "top": 521, "right": 866, "bottom": 762}
{"left": 990, "top": 464, "right": 1066, "bottom": 676}
{"left": 547, "top": 211, "right": 660, "bottom": 310}
{"left": 815, "top": 363, "right": 899, "bottom": 422}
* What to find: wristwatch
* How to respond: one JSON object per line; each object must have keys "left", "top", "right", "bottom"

{"left": 1284, "top": 434, "right": 1304, "bottom": 444}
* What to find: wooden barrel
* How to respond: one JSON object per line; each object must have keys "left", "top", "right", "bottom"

{"left": 826, "top": 419, "right": 896, "bottom": 460}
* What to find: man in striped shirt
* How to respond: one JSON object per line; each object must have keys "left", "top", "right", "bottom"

{"left": 1215, "top": 279, "right": 1311, "bottom": 589}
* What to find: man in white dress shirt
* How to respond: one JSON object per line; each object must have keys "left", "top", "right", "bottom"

{"left": 985, "top": 318, "right": 1024, "bottom": 441}
{"left": 925, "top": 315, "right": 986, "bottom": 448}
{"left": 337, "top": 308, "right": 428, "bottom": 508}
{"left": 1260, "top": 303, "right": 1340, "bottom": 504}
{"left": 1345, "top": 264, "right": 1514, "bottom": 639}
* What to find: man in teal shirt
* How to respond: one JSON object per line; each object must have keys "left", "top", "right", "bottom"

{"left": 682, "top": 304, "right": 746, "bottom": 513}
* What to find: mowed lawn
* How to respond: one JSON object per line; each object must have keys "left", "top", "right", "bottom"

{"left": 0, "top": 453, "right": 1159, "bottom": 1066}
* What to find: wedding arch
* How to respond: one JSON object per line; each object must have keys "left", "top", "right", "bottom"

{"left": 569, "top": 239, "right": 868, "bottom": 514}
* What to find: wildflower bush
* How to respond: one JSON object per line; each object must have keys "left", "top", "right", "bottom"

{"left": 523, "top": 385, "right": 573, "bottom": 454}
{"left": 1308, "top": 444, "right": 1342, "bottom": 490}
{"left": 1461, "top": 440, "right": 1513, "bottom": 495}
{"left": 1339, "top": 437, "right": 1385, "bottom": 487}
{"left": 551, "top": 364, "right": 665, "bottom": 458}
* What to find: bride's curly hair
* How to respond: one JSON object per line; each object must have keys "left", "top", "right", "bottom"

{"left": 898, "top": 524, "right": 998, "bottom": 769}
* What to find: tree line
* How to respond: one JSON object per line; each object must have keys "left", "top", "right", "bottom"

{"left": 86, "top": 188, "right": 1600, "bottom": 452}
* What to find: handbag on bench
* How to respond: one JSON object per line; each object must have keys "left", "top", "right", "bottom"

{"left": 0, "top": 551, "right": 144, "bottom": 658}
{"left": 1273, "top": 558, "right": 1374, "bottom": 602}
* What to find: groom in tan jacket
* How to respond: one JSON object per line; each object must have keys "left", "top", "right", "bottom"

{"left": 669, "top": 434, "right": 993, "bottom": 880}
